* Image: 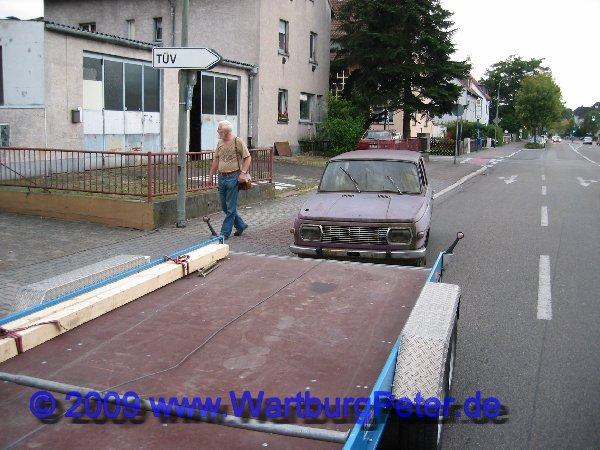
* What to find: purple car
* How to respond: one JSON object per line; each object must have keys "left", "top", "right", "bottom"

{"left": 290, "top": 150, "right": 432, "bottom": 265}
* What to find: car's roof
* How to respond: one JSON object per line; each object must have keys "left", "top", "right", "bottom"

{"left": 329, "top": 150, "right": 422, "bottom": 162}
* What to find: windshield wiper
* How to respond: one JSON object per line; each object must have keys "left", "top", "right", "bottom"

{"left": 386, "top": 176, "right": 403, "bottom": 194}
{"left": 339, "top": 167, "right": 361, "bottom": 193}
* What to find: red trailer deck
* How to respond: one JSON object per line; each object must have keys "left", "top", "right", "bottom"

{"left": 0, "top": 252, "right": 432, "bottom": 449}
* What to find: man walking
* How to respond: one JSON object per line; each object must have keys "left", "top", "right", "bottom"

{"left": 209, "top": 120, "right": 251, "bottom": 239}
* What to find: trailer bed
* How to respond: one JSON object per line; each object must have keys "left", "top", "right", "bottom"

{"left": 0, "top": 252, "right": 429, "bottom": 449}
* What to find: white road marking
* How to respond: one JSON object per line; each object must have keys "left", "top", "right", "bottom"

{"left": 569, "top": 143, "right": 600, "bottom": 167}
{"left": 498, "top": 175, "right": 518, "bottom": 184}
{"left": 541, "top": 174, "right": 546, "bottom": 181}
{"left": 541, "top": 185, "right": 546, "bottom": 195}
{"left": 576, "top": 177, "right": 598, "bottom": 187}
{"left": 433, "top": 166, "right": 487, "bottom": 199}
{"left": 541, "top": 206, "right": 548, "bottom": 227}
{"left": 433, "top": 147, "right": 522, "bottom": 199}
{"left": 460, "top": 158, "right": 472, "bottom": 164}
{"left": 537, "top": 255, "right": 552, "bottom": 320}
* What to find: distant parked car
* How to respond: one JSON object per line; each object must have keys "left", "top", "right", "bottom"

{"left": 551, "top": 135, "right": 561, "bottom": 142}
{"left": 357, "top": 130, "right": 396, "bottom": 149}
{"left": 290, "top": 150, "right": 432, "bottom": 266}
{"left": 583, "top": 136, "right": 593, "bottom": 145}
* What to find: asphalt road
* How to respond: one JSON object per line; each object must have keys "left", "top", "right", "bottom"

{"left": 426, "top": 141, "right": 600, "bottom": 448}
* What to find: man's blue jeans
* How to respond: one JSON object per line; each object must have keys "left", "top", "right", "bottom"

{"left": 218, "top": 172, "right": 247, "bottom": 237}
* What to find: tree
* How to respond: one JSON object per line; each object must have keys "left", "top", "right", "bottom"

{"left": 515, "top": 75, "right": 563, "bottom": 142}
{"left": 481, "top": 56, "right": 549, "bottom": 134}
{"left": 580, "top": 111, "right": 600, "bottom": 136}
{"left": 333, "top": 0, "right": 470, "bottom": 138}
{"left": 321, "top": 95, "right": 369, "bottom": 155}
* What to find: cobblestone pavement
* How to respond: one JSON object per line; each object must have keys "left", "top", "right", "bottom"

{"left": 0, "top": 144, "right": 521, "bottom": 316}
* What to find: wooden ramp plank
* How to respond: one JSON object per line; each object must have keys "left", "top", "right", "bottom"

{"left": 0, "top": 243, "right": 228, "bottom": 363}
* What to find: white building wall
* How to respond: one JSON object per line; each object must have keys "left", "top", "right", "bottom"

{"left": 0, "top": 20, "right": 45, "bottom": 107}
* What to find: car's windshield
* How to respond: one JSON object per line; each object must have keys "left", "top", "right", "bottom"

{"left": 319, "top": 160, "right": 422, "bottom": 194}
{"left": 363, "top": 131, "right": 391, "bottom": 140}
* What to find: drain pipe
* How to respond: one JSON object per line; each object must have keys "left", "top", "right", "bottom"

{"left": 168, "top": 0, "right": 176, "bottom": 46}
{"left": 248, "top": 66, "right": 258, "bottom": 148}
{"left": 0, "top": 372, "right": 348, "bottom": 444}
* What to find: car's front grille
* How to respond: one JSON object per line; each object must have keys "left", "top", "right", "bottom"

{"left": 321, "top": 225, "right": 390, "bottom": 245}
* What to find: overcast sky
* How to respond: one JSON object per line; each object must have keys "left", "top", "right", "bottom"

{"left": 1, "top": 0, "right": 598, "bottom": 109}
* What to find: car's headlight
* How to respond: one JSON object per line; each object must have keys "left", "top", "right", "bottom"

{"left": 387, "top": 228, "right": 412, "bottom": 244}
{"left": 300, "top": 224, "right": 322, "bottom": 241}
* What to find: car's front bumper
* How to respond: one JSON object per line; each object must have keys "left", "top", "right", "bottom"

{"left": 289, "top": 244, "right": 426, "bottom": 260}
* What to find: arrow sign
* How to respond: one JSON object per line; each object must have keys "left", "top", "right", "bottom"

{"left": 577, "top": 177, "right": 598, "bottom": 187}
{"left": 152, "top": 47, "right": 221, "bottom": 69}
{"left": 498, "top": 175, "right": 518, "bottom": 184}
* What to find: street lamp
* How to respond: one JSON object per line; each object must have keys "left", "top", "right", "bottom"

{"left": 493, "top": 78, "right": 504, "bottom": 145}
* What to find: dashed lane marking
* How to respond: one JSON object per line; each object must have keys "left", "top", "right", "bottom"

{"left": 537, "top": 255, "right": 552, "bottom": 320}
{"left": 541, "top": 206, "right": 548, "bottom": 227}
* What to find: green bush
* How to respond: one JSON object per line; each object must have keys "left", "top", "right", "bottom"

{"left": 321, "top": 95, "right": 369, "bottom": 155}
{"left": 444, "top": 121, "right": 503, "bottom": 146}
{"left": 524, "top": 142, "right": 545, "bottom": 149}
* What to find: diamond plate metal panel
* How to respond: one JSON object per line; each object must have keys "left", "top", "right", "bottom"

{"left": 392, "top": 282, "right": 460, "bottom": 400}
{"left": 13, "top": 255, "right": 149, "bottom": 312}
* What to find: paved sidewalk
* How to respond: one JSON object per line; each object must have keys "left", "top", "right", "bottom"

{"left": 0, "top": 143, "right": 522, "bottom": 316}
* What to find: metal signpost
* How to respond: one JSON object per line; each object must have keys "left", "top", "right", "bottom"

{"left": 152, "top": 0, "right": 221, "bottom": 228}
{"left": 452, "top": 104, "right": 464, "bottom": 164}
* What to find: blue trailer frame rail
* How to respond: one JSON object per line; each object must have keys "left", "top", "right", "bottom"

{"left": 0, "top": 235, "right": 224, "bottom": 325}
{"left": 345, "top": 232, "right": 463, "bottom": 449}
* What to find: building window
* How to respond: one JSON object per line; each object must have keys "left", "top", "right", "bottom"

{"left": 315, "top": 95, "right": 324, "bottom": 123}
{"left": 104, "top": 60, "right": 124, "bottom": 111}
{"left": 201, "top": 75, "right": 214, "bottom": 114}
{"left": 309, "top": 32, "right": 317, "bottom": 62}
{"left": 278, "top": 89, "right": 288, "bottom": 123}
{"left": 373, "top": 107, "right": 394, "bottom": 124}
{"left": 144, "top": 66, "right": 160, "bottom": 112}
{"left": 126, "top": 19, "right": 136, "bottom": 40}
{"left": 86, "top": 55, "right": 159, "bottom": 113}
{"left": 83, "top": 56, "right": 103, "bottom": 110}
{"left": 0, "top": 46, "right": 3, "bottom": 106}
{"left": 278, "top": 20, "right": 288, "bottom": 54}
{"left": 79, "top": 22, "right": 96, "bottom": 32}
{"left": 125, "top": 63, "right": 143, "bottom": 111}
{"left": 227, "top": 78, "right": 238, "bottom": 116}
{"left": 214, "top": 76, "right": 226, "bottom": 115}
{"left": 300, "top": 93, "right": 314, "bottom": 122}
{"left": 153, "top": 17, "right": 163, "bottom": 43}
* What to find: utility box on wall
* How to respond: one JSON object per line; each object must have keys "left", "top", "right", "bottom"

{"left": 71, "top": 107, "right": 83, "bottom": 123}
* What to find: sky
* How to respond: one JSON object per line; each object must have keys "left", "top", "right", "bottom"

{"left": 1, "top": 0, "right": 598, "bottom": 109}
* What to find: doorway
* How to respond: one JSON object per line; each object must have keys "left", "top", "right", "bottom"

{"left": 190, "top": 71, "right": 240, "bottom": 151}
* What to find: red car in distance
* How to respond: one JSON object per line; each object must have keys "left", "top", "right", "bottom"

{"left": 356, "top": 130, "right": 398, "bottom": 150}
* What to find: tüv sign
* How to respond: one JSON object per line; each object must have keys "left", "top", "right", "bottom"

{"left": 152, "top": 47, "right": 221, "bottom": 70}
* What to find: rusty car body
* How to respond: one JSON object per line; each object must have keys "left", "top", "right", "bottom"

{"left": 290, "top": 150, "right": 432, "bottom": 265}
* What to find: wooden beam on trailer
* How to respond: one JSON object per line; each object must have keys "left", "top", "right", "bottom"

{"left": 0, "top": 244, "right": 229, "bottom": 364}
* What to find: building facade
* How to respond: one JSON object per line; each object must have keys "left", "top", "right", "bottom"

{"left": 432, "top": 76, "right": 491, "bottom": 137}
{"left": 44, "top": 0, "right": 332, "bottom": 151}
{"left": 0, "top": 19, "right": 252, "bottom": 152}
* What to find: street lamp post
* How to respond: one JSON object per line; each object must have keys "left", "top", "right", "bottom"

{"left": 494, "top": 78, "right": 503, "bottom": 145}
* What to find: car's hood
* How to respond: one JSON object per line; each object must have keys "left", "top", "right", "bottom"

{"left": 298, "top": 192, "right": 428, "bottom": 222}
